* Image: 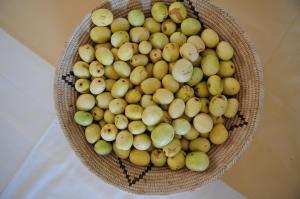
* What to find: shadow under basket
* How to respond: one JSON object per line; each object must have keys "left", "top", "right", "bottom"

{"left": 54, "top": 0, "right": 264, "bottom": 195}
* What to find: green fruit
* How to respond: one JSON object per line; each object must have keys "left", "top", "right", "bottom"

{"left": 172, "top": 58, "right": 193, "bottom": 83}
{"left": 209, "top": 123, "right": 229, "bottom": 144}
{"left": 117, "top": 43, "right": 134, "bottom": 61}
{"left": 128, "top": 9, "right": 145, "bottom": 26}
{"left": 187, "top": 35, "right": 205, "bottom": 52}
{"left": 167, "top": 151, "right": 185, "bottom": 170}
{"left": 114, "top": 114, "right": 128, "bottom": 130}
{"left": 151, "top": 2, "right": 168, "bottom": 22}
{"left": 89, "top": 61, "right": 104, "bottom": 77}
{"left": 153, "top": 60, "right": 169, "bottom": 80}
{"left": 130, "top": 54, "right": 149, "bottom": 67}
{"left": 96, "top": 92, "right": 113, "bottom": 109}
{"left": 111, "top": 31, "right": 129, "bottom": 47}
{"left": 74, "top": 111, "right": 93, "bottom": 126}
{"left": 100, "top": 123, "right": 118, "bottom": 141}
{"left": 91, "top": 9, "right": 113, "bottom": 26}
{"left": 201, "top": 54, "right": 220, "bottom": 76}
{"left": 189, "top": 137, "right": 211, "bottom": 152}
{"left": 207, "top": 75, "right": 223, "bottom": 95}
{"left": 168, "top": 2, "right": 187, "bottom": 23}
{"left": 85, "top": 124, "right": 101, "bottom": 144}
{"left": 76, "top": 94, "right": 95, "bottom": 111}
{"left": 185, "top": 97, "right": 202, "bottom": 118}
{"left": 150, "top": 32, "right": 169, "bottom": 49}
{"left": 195, "top": 82, "right": 210, "bottom": 98}
{"left": 163, "top": 138, "right": 181, "bottom": 157}
{"left": 113, "top": 142, "right": 130, "bottom": 159}
{"left": 149, "top": 49, "right": 162, "bottom": 63}
{"left": 218, "top": 60, "right": 235, "bottom": 77}
{"left": 224, "top": 98, "right": 239, "bottom": 118}
{"left": 75, "top": 79, "right": 90, "bottom": 93}
{"left": 133, "top": 133, "right": 151, "bottom": 150}
{"left": 113, "top": 61, "right": 131, "bottom": 78}
{"left": 201, "top": 28, "right": 219, "bottom": 48}
{"left": 78, "top": 44, "right": 95, "bottom": 63}
{"left": 185, "top": 151, "right": 209, "bottom": 171}
{"left": 151, "top": 123, "right": 174, "bottom": 148}
{"left": 176, "top": 85, "right": 194, "bottom": 102}
{"left": 95, "top": 47, "right": 114, "bottom": 65}
{"left": 73, "top": 61, "right": 90, "bottom": 78}
{"left": 128, "top": 120, "right": 146, "bottom": 135}
{"left": 129, "top": 149, "right": 150, "bottom": 166}
{"left": 162, "top": 43, "right": 180, "bottom": 62}
{"left": 181, "top": 18, "right": 201, "bottom": 36}
{"left": 222, "top": 77, "right": 240, "bottom": 95}
{"left": 151, "top": 149, "right": 167, "bottom": 167}
{"left": 144, "top": 17, "right": 161, "bottom": 33}
{"left": 130, "top": 66, "right": 148, "bottom": 85}
{"left": 130, "top": 27, "right": 150, "bottom": 43}
{"left": 153, "top": 88, "right": 174, "bottom": 105}
{"left": 110, "top": 18, "right": 130, "bottom": 33}
{"left": 91, "top": 106, "right": 104, "bottom": 121}
{"left": 170, "top": 32, "right": 187, "bottom": 46}
{"left": 111, "top": 78, "right": 129, "bottom": 98}
{"left": 125, "top": 104, "right": 143, "bottom": 120}
{"left": 180, "top": 43, "right": 199, "bottom": 62}
{"left": 109, "top": 98, "right": 127, "bottom": 114}
{"left": 193, "top": 113, "right": 213, "bottom": 134}
{"left": 115, "top": 130, "right": 133, "bottom": 150}
{"left": 187, "top": 67, "right": 203, "bottom": 86}
{"left": 216, "top": 41, "right": 234, "bottom": 60}
{"left": 90, "top": 77, "right": 106, "bottom": 95}
{"left": 162, "top": 74, "right": 180, "bottom": 93}
{"left": 183, "top": 127, "right": 200, "bottom": 140}
{"left": 168, "top": 98, "right": 185, "bottom": 119}
{"left": 142, "top": 105, "right": 163, "bottom": 126}
{"left": 172, "top": 118, "right": 191, "bottom": 135}
{"left": 140, "top": 78, "right": 161, "bottom": 95}
{"left": 139, "top": 41, "right": 152, "bottom": 54}
{"left": 90, "top": 27, "right": 111, "bottom": 44}
{"left": 94, "top": 140, "right": 112, "bottom": 155}
{"left": 161, "top": 20, "right": 176, "bottom": 35}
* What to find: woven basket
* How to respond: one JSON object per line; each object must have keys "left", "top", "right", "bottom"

{"left": 54, "top": 0, "right": 263, "bottom": 195}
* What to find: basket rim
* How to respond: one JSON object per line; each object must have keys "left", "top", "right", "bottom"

{"left": 53, "top": 0, "right": 264, "bottom": 195}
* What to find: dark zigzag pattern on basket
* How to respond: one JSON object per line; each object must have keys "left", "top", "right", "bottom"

{"left": 118, "top": 158, "right": 152, "bottom": 186}
{"left": 185, "top": 0, "right": 200, "bottom": 18}
{"left": 229, "top": 111, "right": 248, "bottom": 131}
{"left": 61, "top": 71, "right": 75, "bottom": 88}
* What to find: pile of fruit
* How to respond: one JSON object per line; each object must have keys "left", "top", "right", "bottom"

{"left": 73, "top": 2, "right": 240, "bottom": 172}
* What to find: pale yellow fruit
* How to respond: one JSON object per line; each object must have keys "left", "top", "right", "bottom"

{"left": 75, "top": 79, "right": 90, "bottom": 93}
{"left": 94, "top": 140, "right": 112, "bottom": 155}
{"left": 167, "top": 151, "right": 185, "bottom": 170}
{"left": 96, "top": 92, "right": 113, "bottom": 109}
{"left": 187, "top": 35, "right": 205, "bottom": 52}
{"left": 145, "top": 63, "right": 154, "bottom": 77}
{"left": 161, "top": 20, "right": 176, "bottom": 35}
{"left": 151, "top": 149, "right": 167, "bottom": 167}
{"left": 168, "top": 98, "right": 185, "bottom": 119}
{"left": 149, "top": 48, "right": 162, "bottom": 63}
{"left": 104, "top": 65, "right": 119, "bottom": 80}
{"left": 101, "top": 123, "right": 118, "bottom": 141}
{"left": 216, "top": 41, "right": 234, "bottom": 61}
{"left": 130, "top": 27, "right": 150, "bottom": 43}
{"left": 176, "top": 85, "right": 194, "bottom": 102}
{"left": 91, "top": 9, "right": 113, "bottom": 26}
{"left": 133, "top": 134, "right": 151, "bottom": 150}
{"left": 207, "top": 75, "right": 223, "bottom": 95}
{"left": 224, "top": 98, "right": 239, "bottom": 118}
{"left": 89, "top": 61, "right": 104, "bottom": 77}
{"left": 193, "top": 113, "right": 213, "bottom": 134}
{"left": 76, "top": 94, "right": 95, "bottom": 111}
{"left": 90, "top": 27, "right": 111, "bottom": 44}
{"left": 113, "top": 61, "right": 131, "bottom": 77}
{"left": 222, "top": 77, "right": 240, "bottom": 95}
{"left": 125, "top": 104, "right": 143, "bottom": 120}
{"left": 201, "top": 54, "right": 220, "bottom": 76}
{"left": 110, "top": 18, "right": 130, "bottom": 33}
{"left": 218, "top": 60, "right": 235, "bottom": 77}
{"left": 108, "top": 98, "right": 127, "bottom": 114}
{"left": 91, "top": 106, "right": 104, "bottom": 121}
{"left": 151, "top": 123, "right": 174, "bottom": 148}
{"left": 195, "top": 82, "right": 210, "bottom": 98}
{"left": 153, "top": 88, "right": 174, "bottom": 105}
{"left": 73, "top": 61, "right": 90, "bottom": 78}
{"left": 162, "top": 43, "right": 180, "bottom": 62}
{"left": 185, "top": 151, "right": 209, "bottom": 171}
{"left": 130, "top": 54, "right": 149, "bottom": 67}
{"left": 117, "top": 43, "right": 134, "bottom": 61}
{"left": 85, "top": 124, "right": 101, "bottom": 144}
{"left": 128, "top": 120, "right": 146, "bottom": 135}
{"left": 151, "top": 2, "right": 168, "bottom": 22}
{"left": 162, "top": 74, "right": 180, "bottom": 93}
{"left": 114, "top": 114, "right": 128, "bottom": 130}
{"left": 90, "top": 77, "right": 106, "bottom": 95}
{"left": 140, "top": 78, "right": 161, "bottom": 94}
{"left": 201, "top": 28, "right": 219, "bottom": 48}
{"left": 185, "top": 97, "right": 202, "bottom": 118}
{"left": 113, "top": 142, "right": 130, "bottom": 159}
{"left": 115, "top": 130, "right": 133, "bottom": 150}
{"left": 189, "top": 137, "right": 211, "bottom": 152}
{"left": 125, "top": 89, "right": 142, "bottom": 104}
{"left": 183, "top": 127, "right": 199, "bottom": 140}
{"left": 105, "top": 79, "right": 115, "bottom": 91}
{"left": 180, "top": 43, "right": 199, "bottom": 62}
{"left": 172, "top": 118, "right": 191, "bottom": 135}
{"left": 111, "top": 78, "right": 129, "bottom": 98}
{"left": 142, "top": 105, "right": 163, "bottom": 126}
{"left": 150, "top": 32, "right": 169, "bottom": 49}
{"left": 163, "top": 138, "right": 181, "bottom": 157}
{"left": 200, "top": 98, "right": 209, "bottom": 114}
{"left": 104, "top": 110, "right": 115, "bottom": 124}
{"left": 209, "top": 124, "right": 229, "bottom": 144}
{"left": 153, "top": 60, "right": 169, "bottom": 80}
{"left": 95, "top": 47, "right": 114, "bottom": 66}
{"left": 79, "top": 44, "right": 95, "bottom": 63}
{"left": 129, "top": 149, "right": 150, "bottom": 166}
{"left": 130, "top": 66, "right": 148, "bottom": 85}
{"left": 209, "top": 95, "right": 228, "bottom": 117}
{"left": 139, "top": 41, "right": 152, "bottom": 54}
{"left": 140, "top": 95, "right": 156, "bottom": 108}
{"left": 168, "top": 2, "right": 187, "bottom": 23}
{"left": 170, "top": 32, "right": 187, "bottom": 46}
{"left": 144, "top": 17, "right": 161, "bottom": 33}
{"left": 172, "top": 58, "right": 193, "bottom": 83}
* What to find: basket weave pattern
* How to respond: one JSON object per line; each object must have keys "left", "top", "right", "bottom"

{"left": 54, "top": 0, "right": 263, "bottom": 195}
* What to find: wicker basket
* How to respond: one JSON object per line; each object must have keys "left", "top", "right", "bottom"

{"left": 54, "top": 0, "right": 263, "bottom": 195}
